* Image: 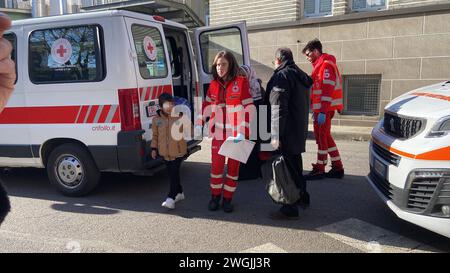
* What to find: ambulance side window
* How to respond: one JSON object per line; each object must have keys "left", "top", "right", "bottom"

{"left": 28, "top": 25, "right": 105, "bottom": 84}
{"left": 4, "top": 33, "right": 17, "bottom": 84}
{"left": 131, "top": 24, "right": 168, "bottom": 79}
{"left": 199, "top": 27, "right": 244, "bottom": 74}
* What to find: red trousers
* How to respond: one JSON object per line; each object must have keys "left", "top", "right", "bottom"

{"left": 210, "top": 138, "right": 240, "bottom": 199}
{"left": 313, "top": 111, "right": 343, "bottom": 172}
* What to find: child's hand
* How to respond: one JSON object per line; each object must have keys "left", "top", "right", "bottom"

{"left": 151, "top": 150, "right": 157, "bottom": 159}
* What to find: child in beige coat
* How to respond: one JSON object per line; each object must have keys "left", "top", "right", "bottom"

{"left": 151, "top": 93, "right": 190, "bottom": 209}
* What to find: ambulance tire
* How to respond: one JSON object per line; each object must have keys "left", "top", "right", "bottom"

{"left": 47, "top": 143, "right": 100, "bottom": 197}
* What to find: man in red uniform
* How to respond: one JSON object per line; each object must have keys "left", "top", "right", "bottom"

{"left": 195, "top": 51, "right": 254, "bottom": 213}
{"left": 302, "top": 39, "right": 344, "bottom": 180}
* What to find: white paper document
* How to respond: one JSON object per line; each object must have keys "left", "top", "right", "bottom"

{"left": 218, "top": 139, "right": 256, "bottom": 164}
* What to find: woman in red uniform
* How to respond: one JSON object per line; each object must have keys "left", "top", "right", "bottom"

{"left": 197, "top": 51, "right": 254, "bottom": 213}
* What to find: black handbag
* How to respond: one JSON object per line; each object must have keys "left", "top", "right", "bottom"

{"left": 261, "top": 154, "right": 300, "bottom": 205}
{"left": 238, "top": 142, "right": 262, "bottom": 181}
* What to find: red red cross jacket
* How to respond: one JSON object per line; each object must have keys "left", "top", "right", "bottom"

{"left": 199, "top": 76, "right": 254, "bottom": 139}
{"left": 311, "top": 53, "right": 344, "bottom": 113}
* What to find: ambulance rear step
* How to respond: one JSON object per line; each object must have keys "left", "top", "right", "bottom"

{"left": 134, "top": 144, "right": 201, "bottom": 176}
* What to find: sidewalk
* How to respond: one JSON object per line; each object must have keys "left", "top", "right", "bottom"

{"left": 307, "top": 124, "right": 372, "bottom": 142}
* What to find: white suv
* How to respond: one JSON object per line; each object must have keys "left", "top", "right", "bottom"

{"left": 367, "top": 81, "right": 450, "bottom": 238}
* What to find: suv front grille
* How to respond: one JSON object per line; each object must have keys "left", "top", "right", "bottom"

{"left": 407, "top": 178, "right": 440, "bottom": 212}
{"left": 369, "top": 170, "right": 393, "bottom": 200}
{"left": 383, "top": 112, "right": 425, "bottom": 139}
{"left": 372, "top": 142, "right": 400, "bottom": 166}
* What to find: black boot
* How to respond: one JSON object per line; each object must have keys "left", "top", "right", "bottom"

{"left": 325, "top": 168, "right": 345, "bottom": 179}
{"left": 208, "top": 195, "right": 221, "bottom": 211}
{"left": 269, "top": 205, "right": 299, "bottom": 220}
{"left": 304, "top": 165, "right": 325, "bottom": 181}
{"left": 222, "top": 198, "right": 234, "bottom": 213}
{"left": 296, "top": 191, "right": 310, "bottom": 209}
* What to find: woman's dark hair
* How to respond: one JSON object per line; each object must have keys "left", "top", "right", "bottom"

{"left": 302, "top": 38, "right": 323, "bottom": 54}
{"left": 158, "top": 92, "right": 174, "bottom": 108}
{"left": 211, "top": 51, "right": 240, "bottom": 81}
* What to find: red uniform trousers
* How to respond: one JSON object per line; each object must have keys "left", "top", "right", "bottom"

{"left": 313, "top": 111, "right": 344, "bottom": 172}
{"left": 210, "top": 138, "right": 240, "bottom": 200}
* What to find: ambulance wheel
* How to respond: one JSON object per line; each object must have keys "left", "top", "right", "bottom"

{"left": 47, "top": 143, "right": 100, "bottom": 197}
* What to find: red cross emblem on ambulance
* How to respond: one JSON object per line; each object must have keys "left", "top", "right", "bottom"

{"left": 143, "top": 36, "right": 157, "bottom": 62}
{"left": 51, "top": 38, "right": 72, "bottom": 65}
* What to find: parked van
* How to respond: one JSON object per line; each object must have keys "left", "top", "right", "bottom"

{"left": 0, "top": 10, "right": 251, "bottom": 196}
{"left": 367, "top": 81, "right": 450, "bottom": 238}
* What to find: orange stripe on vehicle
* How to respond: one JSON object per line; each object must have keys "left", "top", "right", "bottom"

{"left": 411, "top": 92, "right": 450, "bottom": 102}
{"left": 416, "top": 146, "right": 450, "bottom": 161}
{"left": 371, "top": 137, "right": 416, "bottom": 159}
{"left": 372, "top": 137, "right": 450, "bottom": 161}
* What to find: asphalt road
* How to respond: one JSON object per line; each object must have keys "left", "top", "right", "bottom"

{"left": 1, "top": 139, "right": 449, "bottom": 253}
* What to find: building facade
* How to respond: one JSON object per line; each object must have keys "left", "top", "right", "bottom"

{"left": 211, "top": 0, "right": 450, "bottom": 128}
{"left": 0, "top": 0, "right": 31, "bottom": 20}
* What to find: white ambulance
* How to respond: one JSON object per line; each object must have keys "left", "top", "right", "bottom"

{"left": 367, "top": 81, "right": 450, "bottom": 238}
{"left": 0, "top": 10, "right": 251, "bottom": 196}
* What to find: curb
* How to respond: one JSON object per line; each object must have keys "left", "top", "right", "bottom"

{"left": 307, "top": 130, "right": 371, "bottom": 142}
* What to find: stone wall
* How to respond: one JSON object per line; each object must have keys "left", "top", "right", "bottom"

{"left": 248, "top": 9, "right": 450, "bottom": 127}
{"left": 210, "top": 0, "right": 300, "bottom": 26}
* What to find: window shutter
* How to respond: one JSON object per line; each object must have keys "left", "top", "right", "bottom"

{"left": 304, "top": 0, "right": 316, "bottom": 15}
{"left": 319, "top": 0, "right": 332, "bottom": 13}
{"left": 370, "top": 0, "right": 386, "bottom": 8}
{"left": 352, "top": 0, "right": 367, "bottom": 10}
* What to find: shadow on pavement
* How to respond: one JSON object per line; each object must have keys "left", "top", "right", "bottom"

{"left": 2, "top": 160, "right": 450, "bottom": 252}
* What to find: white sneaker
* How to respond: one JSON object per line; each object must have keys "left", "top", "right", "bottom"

{"left": 162, "top": 197, "right": 175, "bottom": 209}
{"left": 175, "top": 192, "right": 185, "bottom": 203}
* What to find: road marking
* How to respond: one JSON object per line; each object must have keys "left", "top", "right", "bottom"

{"left": 0, "top": 230, "right": 136, "bottom": 253}
{"left": 240, "top": 243, "right": 288, "bottom": 253}
{"left": 316, "top": 218, "right": 438, "bottom": 253}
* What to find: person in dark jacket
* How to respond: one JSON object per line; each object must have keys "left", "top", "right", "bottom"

{"left": 264, "top": 47, "right": 313, "bottom": 219}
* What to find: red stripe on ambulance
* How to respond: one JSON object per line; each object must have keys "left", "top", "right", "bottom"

{"left": 0, "top": 105, "right": 119, "bottom": 124}
{"left": 98, "top": 105, "right": 111, "bottom": 123}
{"left": 76, "top": 105, "right": 89, "bottom": 124}
{"left": 86, "top": 105, "right": 99, "bottom": 123}
{"left": 138, "top": 85, "right": 172, "bottom": 101}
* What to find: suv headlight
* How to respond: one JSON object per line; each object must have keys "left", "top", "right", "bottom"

{"left": 427, "top": 115, "right": 450, "bottom": 138}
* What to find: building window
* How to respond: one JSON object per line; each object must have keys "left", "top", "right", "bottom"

{"left": 29, "top": 25, "right": 105, "bottom": 84}
{"left": 343, "top": 75, "right": 381, "bottom": 115}
{"left": 352, "top": 0, "right": 386, "bottom": 11}
{"left": 131, "top": 24, "right": 168, "bottom": 79}
{"left": 304, "top": 0, "right": 333, "bottom": 17}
